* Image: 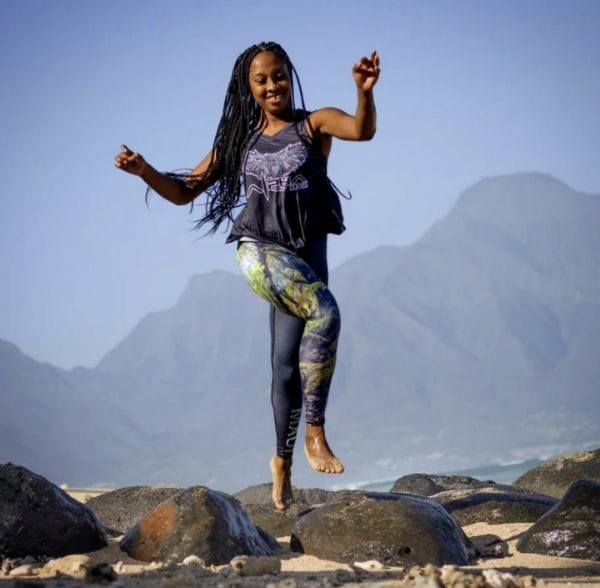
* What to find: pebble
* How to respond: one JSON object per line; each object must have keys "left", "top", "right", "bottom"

{"left": 182, "top": 554, "right": 205, "bottom": 567}
{"left": 230, "top": 555, "right": 281, "bottom": 576}
{"left": 8, "top": 564, "right": 36, "bottom": 577}
{"left": 482, "top": 569, "right": 520, "bottom": 588}
{"left": 353, "top": 559, "right": 385, "bottom": 571}
{"left": 43, "top": 554, "right": 90, "bottom": 579}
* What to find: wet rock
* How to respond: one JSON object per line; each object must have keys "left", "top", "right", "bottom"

{"left": 391, "top": 473, "right": 494, "bottom": 496}
{"left": 230, "top": 554, "right": 281, "bottom": 576}
{"left": 86, "top": 485, "right": 181, "bottom": 536}
{"left": 243, "top": 503, "right": 312, "bottom": 537}
{"left": 469, "top": 534, "right": 510, "bottom": 558}
{"left": 233, "top": 483, "right": 360, "bottom": 506}
{"left": 0, "top": 463, "right": 107, "bottom": 558}
{"left": 431, "top": 484, "right": 556, "bottom": 525}
{"left": 514, "top": 448, "right": 600, "bottom": 498}
{"left": 235, "top": 483, "right": 364, "bottom": 537}
{"left": 517, "top": 479, "right": 600, "bottom": 561}
{"left": 120, "top": 485, "right": 279, "bottom": 565}
{"left": 84, "top": 562, "right": 116, "bottom": 583}
{"left": 290, "top": 492, "right": 474, "bottom": 566}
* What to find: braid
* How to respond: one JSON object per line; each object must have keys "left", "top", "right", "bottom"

{"left": 182, "top": 41, "right": 309, "bottom": 234}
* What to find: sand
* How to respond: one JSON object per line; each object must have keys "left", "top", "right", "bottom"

{"left": 1, "top": 490, "right": 599, "bottom": 587}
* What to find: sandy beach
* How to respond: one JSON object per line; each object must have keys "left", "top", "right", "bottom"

{"left": 1, "top": 488, "right": 599, "bottom": 587}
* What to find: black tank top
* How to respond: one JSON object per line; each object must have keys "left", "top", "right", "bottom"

{"left": 226, "top": 111, "right": 345, "bottom": 249}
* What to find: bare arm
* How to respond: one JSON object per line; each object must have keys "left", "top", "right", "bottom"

{"left": 309, "top": 51, "right": 380, "bottom": 141}
{"left": 114, "top": 145, "right": 214, "bottom": 206}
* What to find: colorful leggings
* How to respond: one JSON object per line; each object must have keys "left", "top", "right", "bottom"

{"left": 236, "top": 238, "right": 341, "bottom": 458}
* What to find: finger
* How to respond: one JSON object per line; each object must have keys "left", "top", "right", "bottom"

{"left": 121, "top": 144, "right": 133, "bottom": 155}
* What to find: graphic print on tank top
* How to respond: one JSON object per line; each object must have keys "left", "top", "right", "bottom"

{"left": 245, "top": 141, "right": 309, "bottom": 201}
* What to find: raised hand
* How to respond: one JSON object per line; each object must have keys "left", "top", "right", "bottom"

{"left": 352, "top": 50, "right": 381, "bottom": 93}
{"left": 114, "top": 144, "right": 148, "bottom": 176}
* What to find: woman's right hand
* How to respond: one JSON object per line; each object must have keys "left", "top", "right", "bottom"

{"left": 114, "top": 144, "right": 148, "bottom": 176}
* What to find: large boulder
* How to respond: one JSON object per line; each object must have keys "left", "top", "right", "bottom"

{"left": 86, "top": 486, "right": 181, "bottom": 536}
{"left": 514, "top": 449, "right": 600, "bottom": 498}
{"left": 432, "top": 484, "right": 557, "bottom": 525}
{"left": 233, "top": 483, "right": 360, "bottom": 506}
{"left": 391, "top": 473, "right": 493, "bottom": 496}
{"left": 233, "top": 483, "right": 364, "bottom": 537}
{"left": 290, "top": 492, "right": 475, "bottom": 566}
{"left": 120, "top": 486, "right": 279, "bottom": 565}
{"left": 516, "top": 479, "right": 600, "bottom": 561}
{"left": 0, "top": 463, "right": 107, "bottom": 558}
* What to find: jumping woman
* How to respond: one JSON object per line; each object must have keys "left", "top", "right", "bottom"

{"left": 115, "top": 42, "right": 380, "bottom": 511}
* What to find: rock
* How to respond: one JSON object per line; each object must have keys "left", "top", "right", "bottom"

{"left": 469, "top": 534, "right": 509, "bottom": 558}
{"left": 233, "top": 482, "right": 360, "bottom": 506}
{"left": 230, "top": 555, "right": 281, "bottom": 576}
{"left": 353, "top": 559, "right": 385, "bottom": 571}
{"left": 482, "top": 569, "right": 521, "bottom": 588}
{"left": 43, "top": 554, "right": 91, "bottom": 579}
{"left": 290, "top": 492, "right": 474, "bottom": 566}
{"left": 514, "top": 448, "right": 600, "bottom": 498}
{"left": 181, "top": 555, "right": 205, "bottom": 566}
{"left": 86, "top": 485, "right": 181, "bottom": 536}
{"left": 8, "top": 564, "right": 36, "bottom": 577}
{"left": 431, "top": 484, "right": 556, "bottom": 525}
{"left": 234, "top": 483, "right": 364, "bottom": 537}
{"left": 391, "top": 473, "right": 494, "bottom": 496}
{"left": 85, "top": 562, "right": 117, "bottom": 583}
{"left": 516, "top": 479, "right": 600, "bottom": 561}
{"left": 243, "top": 503, "right": 312, "bottom": 537}
{"left": 120, "top": 485, "right": 279, "bottom": 565}
{"left": 0, "top": 463, "right": 107, "bottom": 558}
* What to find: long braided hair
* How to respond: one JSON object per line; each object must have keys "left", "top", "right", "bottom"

{"left": 175, "top": 42, "right": 311, "bottom": 234}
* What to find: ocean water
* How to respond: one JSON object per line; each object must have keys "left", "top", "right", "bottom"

{"left": 342, "top": 458, "right": 544, "bottom": 493}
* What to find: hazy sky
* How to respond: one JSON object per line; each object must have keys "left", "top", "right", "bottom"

{"left": 1, "top": 0, "right": 599, "bottom": 370}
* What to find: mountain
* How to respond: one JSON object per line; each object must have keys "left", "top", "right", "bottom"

{"left": 1, "top": 173, "right": 599, "bottom": 491}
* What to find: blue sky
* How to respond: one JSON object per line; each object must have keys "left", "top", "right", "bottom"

{"left": 1, "top": 0, "right": 599, "bottom": 369}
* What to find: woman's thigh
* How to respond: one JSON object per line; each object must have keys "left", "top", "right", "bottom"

{"left": 237, "top": 241, "right": 335, "bottom": 321}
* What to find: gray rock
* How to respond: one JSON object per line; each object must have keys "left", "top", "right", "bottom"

{"left": 290, "top": 492, "right": 475, "bottom": 566}
{"left": 431, "top": 484, "right": 556, "bottom": 525}
{"left": 391, "top": 473, "right": 494, "bottom": 496}
{"left": 119, "top": 486, "right": 279, "bottom": 565}
{"left": 514, "top": 448, "right": 600, "bottom": 498}
{"left": 0, "top": 463, "right": 107, "bottom": 558}
{"left": 233, "top": 482, "right": 360, "bottom": 506}
{"left": 243, "top": 503, "right": 313, "bottom": 538}
{"left": 516, "top": 479, "right": 600, "bottom": 561}
{"left": 86, "top": 485, "right": 181, "bottom": 536}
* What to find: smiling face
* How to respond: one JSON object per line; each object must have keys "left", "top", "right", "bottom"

{"left": 248, "top": 51, "right": 292, "bottom": 118}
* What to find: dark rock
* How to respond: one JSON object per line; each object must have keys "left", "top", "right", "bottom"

{"left": 290, "top": 492, "right": 475, "bottom": 566}
{"left": 243, "top": 503, "right": 314, "bottom": 537}
{"left": 234, "top": 483, "right": 365, "bottom": 537}
{"left": 432, "top": 484, "right": 556, "bottom": 525}
{"left": 514, "top": 448, "right": 600, "bottom": 498}
{"left": 391, "top": 473, "right": 494, "bottom": 496}
{"left": 233, "top": 483, "right": 361, "bottom": 506}
{"left": 0, "top": 463, "right": 107, "bottom": 558}
{"left": 516, "top": 479, "right": 600, "bottom": 561}
{"left": 86, "top": 485, "right": 181, "bottom": 536}
{"left": 119, "top": 486, "right": 279, "bottom": 565}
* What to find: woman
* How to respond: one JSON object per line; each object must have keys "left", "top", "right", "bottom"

{"left": 115, "top": 41, "right": 380, "bottom": 510}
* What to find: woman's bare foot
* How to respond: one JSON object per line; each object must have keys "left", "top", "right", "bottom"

{"left": 304, "top": 424, "right": 345, "bottom": 473}
{"left": 269, "top": 455, "right": 294, "bottom": 511}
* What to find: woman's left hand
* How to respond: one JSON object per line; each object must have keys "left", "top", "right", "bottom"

{"left": 352, "top": 50, "right": 381, "bottom": 92}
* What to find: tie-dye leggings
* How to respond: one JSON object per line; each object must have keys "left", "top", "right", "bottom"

{"left": 236, "top": 238, "right": 341, "bottom": 458}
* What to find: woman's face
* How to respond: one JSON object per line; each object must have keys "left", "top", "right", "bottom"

{"left": 248, "top": 51, "right": 291, "bottom": 117}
